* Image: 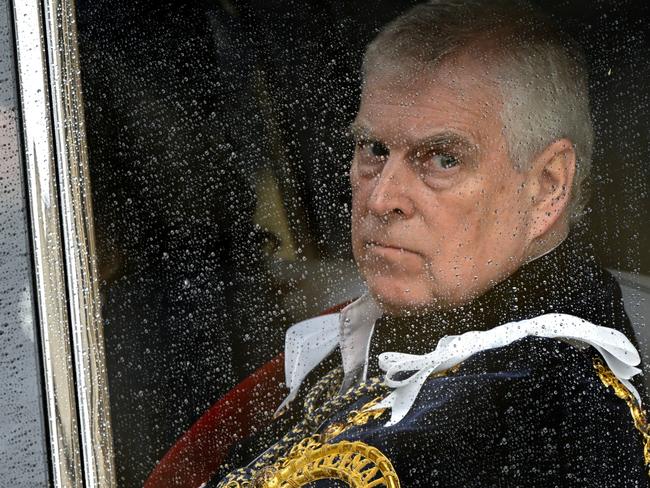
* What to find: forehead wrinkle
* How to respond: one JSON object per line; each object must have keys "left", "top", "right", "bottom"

{"left": 360, "top": 74, "right": 496, "bottom": 115}
{"left": 359, "top": 62, "right": 504, "bottom": 145}
{"left": 356, "top": 94, "right": 493, "bottom": 145}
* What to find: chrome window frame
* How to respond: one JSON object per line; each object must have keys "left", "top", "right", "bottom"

{"left": 12, "top": 0, "right": 115, "bottom": 486}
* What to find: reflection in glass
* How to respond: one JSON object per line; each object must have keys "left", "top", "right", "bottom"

{"left": 0, "top": 1, "right": 49, "bottom": 485}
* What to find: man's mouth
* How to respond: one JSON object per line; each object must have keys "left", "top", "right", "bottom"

{"left": 363, "top": 240, "right": 420, "bottom": 257}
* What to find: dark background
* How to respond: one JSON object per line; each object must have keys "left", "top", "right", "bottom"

{"left": 76, "top": 0, "right": 649, "bottom": 485}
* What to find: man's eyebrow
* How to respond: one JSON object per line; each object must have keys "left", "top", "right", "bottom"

{"left": 346, "top": 122, "right": 375, "bottom": 141}
{"left": 411, "top": 131, "right": 476, "bottom": 151}
{"left": 347, "top": 124, "right": 476, "bottom": 152}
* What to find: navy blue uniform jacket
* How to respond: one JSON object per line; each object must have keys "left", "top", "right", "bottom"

{"left": 213, "top": 234, "right": 649, "bottom": 487}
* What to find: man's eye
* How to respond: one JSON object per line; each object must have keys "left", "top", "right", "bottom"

{"left": 430, "top": 154, "right": 459, "bottom": 170}
{"left": 359, "top": 140, "right": 389, "bottom": 159}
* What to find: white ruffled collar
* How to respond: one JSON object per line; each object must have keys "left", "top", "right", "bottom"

{"left": 277, "top": 294, "right": 642, "bottom": 425}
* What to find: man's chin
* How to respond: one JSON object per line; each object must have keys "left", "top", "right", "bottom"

{"left": 366, "top": 281, "right": 443, "bottom": 316}
{"left": 364, "top": 272, "right": 485, "bottom": 315}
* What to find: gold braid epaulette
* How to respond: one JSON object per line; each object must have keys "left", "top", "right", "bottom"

{"left": 593, "top": 358, "right": 650, "bottom": 473}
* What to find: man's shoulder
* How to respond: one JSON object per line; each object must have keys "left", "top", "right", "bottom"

{"left": 389, "top": 336, "right": 647, "bottom": 482}
{"left": 321, "top": 336, "right": 649, "bottom": 487}
{"left": 461, "top": 335, "right": 593, "bottom": 376}
{"left": 428, "top": 336, "right": 611, "bottom": 400}
{"left": 411, "top": 335, "right": 632, "bottom": 425}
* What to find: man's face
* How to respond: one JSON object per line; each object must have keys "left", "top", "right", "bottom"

{"left": 350, "top": 53, "right": 536, "bottom": 314}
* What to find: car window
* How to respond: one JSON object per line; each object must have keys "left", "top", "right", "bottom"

{"left": 74, "top": 1, "right": 649, "bottom": 486}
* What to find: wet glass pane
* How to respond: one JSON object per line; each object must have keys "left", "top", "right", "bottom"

{"left": 76, "top": 1, "right": 649, "bottom": 486}
{"left": 0, "top": 1, "right": 49, "bottom": 485}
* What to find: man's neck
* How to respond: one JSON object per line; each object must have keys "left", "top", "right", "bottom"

{"left": 366, "top": 231, "right": 584, "bottom": 376}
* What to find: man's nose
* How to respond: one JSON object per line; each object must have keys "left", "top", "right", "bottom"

{"left": 367, "top": 157, "right": 415, "bottom": 219}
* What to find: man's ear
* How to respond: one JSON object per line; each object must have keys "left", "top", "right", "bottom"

{"left": 525, "top": 138, "right": 576, "bottom": 241}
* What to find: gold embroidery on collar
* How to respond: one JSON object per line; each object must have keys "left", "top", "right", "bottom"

{"left": 593, "top": 358, "right": 650, "bottom": 471}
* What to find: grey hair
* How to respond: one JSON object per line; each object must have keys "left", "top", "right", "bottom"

{"left": 362, "top": 0, "right": 593, "bottom": 223}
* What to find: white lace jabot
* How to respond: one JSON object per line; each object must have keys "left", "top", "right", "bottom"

{"left": 277, "top": 294, "right": 642, "bottom": 426}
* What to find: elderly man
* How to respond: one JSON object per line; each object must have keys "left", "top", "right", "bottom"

{"left": 212, "top": 1, "right": 648, "bottom": 486}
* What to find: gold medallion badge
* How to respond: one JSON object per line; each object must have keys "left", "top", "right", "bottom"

{"left": 259, "top": 438, "right": 400, "bottom": 488}
{"left": 222, "top": 396, "right": 400, "bottom": 488}
{"left": 259, "top": 398, "right": 399, "bottom": 488}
